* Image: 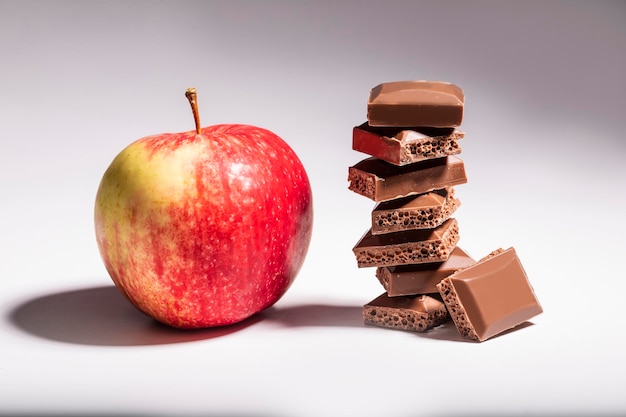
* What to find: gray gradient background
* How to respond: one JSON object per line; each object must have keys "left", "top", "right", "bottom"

{"left": 1, "top": 1, "right": 625, "bottom": 416}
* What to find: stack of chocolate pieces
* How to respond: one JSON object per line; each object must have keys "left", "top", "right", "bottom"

{"left": 348, "top": 81, "right": 543, "bottom": 341}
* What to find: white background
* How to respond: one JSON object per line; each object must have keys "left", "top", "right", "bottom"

{"left": 1, "top": 1, "right": 625, "bottom": 416}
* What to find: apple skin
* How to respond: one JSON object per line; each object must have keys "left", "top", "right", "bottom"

{"left": 94, "top": 124, "right": 313, "bottom": 329}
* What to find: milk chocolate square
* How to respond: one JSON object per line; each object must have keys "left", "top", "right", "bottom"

{"left": 371, "top": 188, "right": 459, "bottom": 235}
{"left": 353, "top": 123, "right": 464, "bottom": 166}
{"left": 437, "top": 247, "right": 543, "bottom": 342}
{"left": 367, "top": 81, "right": 464, "bottom": 128}
{"left": 363, "top": 293, "right": 449, "bottom": 332}
{"left": 377, "top": 246, "right": 475, "bottom": 296}
{"left": 348, "top": 156, "right": 467, "bottom": 202}
{"left": 352, "top": 218, "right": 459, "bottom": 268}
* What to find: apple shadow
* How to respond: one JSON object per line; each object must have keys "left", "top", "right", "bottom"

{"left": 7, "top": 285, "right": 262, "bottom": 346}
{"left": 261, "top": 303, "right": 364, "bottom": 328}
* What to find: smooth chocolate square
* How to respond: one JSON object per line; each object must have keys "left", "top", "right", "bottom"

{"left": 367, "top": 81, "right": 464, "bottom": 128}
{"left": 437, "top": 247, "right": 543, "bottom": 342}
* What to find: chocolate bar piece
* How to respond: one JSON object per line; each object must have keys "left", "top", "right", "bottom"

{"left": 353, "top": 123, "right": 464, "bottom": 166}
{"left": 352, "top": 218, "right": 459, "bottom": 268}
{"left": 367, "top": 81, "right": 464, "bottom": 128}
{"left": 348, "top": 156, "right": 467, "bottom": 202}
{"left": 363, "top": 293, "right": 449, "bottom": 332}
{"left": 376, "top": 246, "right": 475, "bottom": 296}
{"left": 371, "top": 188, "right": 459, "bottom": 235}
{"left": 437, "top": 247, "right": 543, "bottom": 342}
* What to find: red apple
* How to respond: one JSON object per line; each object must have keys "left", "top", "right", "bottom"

{"left": 94, "top": 88, "right": 313, "bottom": 329}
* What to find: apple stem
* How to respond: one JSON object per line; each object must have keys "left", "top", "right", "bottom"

{"left": 185, "top": 87, "right": 201, "bottom": 134}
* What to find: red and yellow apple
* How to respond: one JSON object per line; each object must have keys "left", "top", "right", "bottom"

{"left": 94, "top": 88, "right": 313, "bottom": 329}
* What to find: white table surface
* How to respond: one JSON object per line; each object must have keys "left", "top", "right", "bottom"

{"left": 1, "top": 1, "right": 625, "bottom": 416}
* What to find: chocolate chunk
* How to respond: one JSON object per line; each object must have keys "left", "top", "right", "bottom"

{"left": 367, "top": 81, "right": 464, "bottom": 128}
{"left": 353, "top": 123, "right": 464, "bottom": 166}
{"left": 371, "top": 188, "right": 459, "bottom": 235}
{"left": 348, "top": 156, "right": 467, "bottom": 202}
{"left": 437, "top": 247, "right": 543, "bottom": 342}
{"left": 376, "top": 246, "right": 475, "bottom": 296}
{"left": 352, "top": 218, "right": 459, "bottom": 268}
{"left": 363, "top": 293, "right": 449, "bottom": 332}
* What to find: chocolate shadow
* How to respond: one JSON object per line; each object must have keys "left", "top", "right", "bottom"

{"left": 415, "top": 319, "right": 535, "bottom": 343}
{"left": 8, "top": 285, "right": 261, "bottom": 346}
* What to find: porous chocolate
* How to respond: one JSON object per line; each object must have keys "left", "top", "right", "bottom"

{"left": 363, "top": 293, "right": 449, "bottom": 332}
{"left": 367, "top": 81, "right": 464, "bottom": 128}
{"left": 437, "top": 247, "right": 543, "bottom": 342}
{"left": 371, "top": 188, "right": 459, "bottom": 235}
{"left": 348, "top": 156, "right": 467, "bottom": 202}
{"left": 353, "top": 123, "right": 464, "bottom": 166}
{"left": 352, "top": 218, "right": 459, "bottom": 268}
{"left": 376, "top": 246, "right": 475, "bottom": 296}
